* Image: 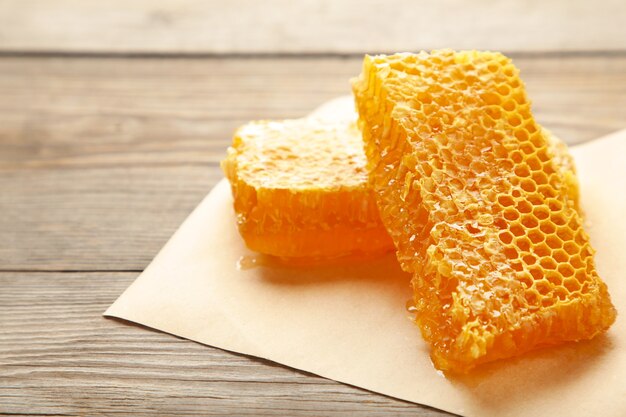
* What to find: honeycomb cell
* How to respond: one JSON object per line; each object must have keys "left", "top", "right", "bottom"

{"left": 526, "top": 156, "right": 542, "bottom": 171}
{"left": 515, "top": 236, "right": 531, "bottom": 252}
{"left": 529, "top": 266, "right": 543, "bottom": 280}
{"left": 511, "top": 151, "right": 524, "bottom": 163}
{"left": 540, "top": 220, "right": 556, "bottom": 234}
{"left": 534, "top": 242, "right": 551, "bottom": 257}
{"left": 548, "top": 199, "right": 564, "bottom": 212}
{"left": 522, "top": 253, "right": 537, "bottom": 266}
{"left": 222, "top": 118, "right": 393, "bottom": 259}
{"left": 545, "top": 271, "right": 563, "bottom": 286}
{"left": 503, "top": 100, "right": 516, "bottom": 111}
{"left": 510, "top": 222, "right": 525, "bottom": 236}
{"left": 520, "top": 214, "right": 538, "bottom": 229}
{"left": 538, "top": 186, "right": 558, "bottom": 201}
{"left": 575, "top": 270, "right": 590, "bottom": 285}
{"left": 504, "top": 208, "right": 520, "bottom": 221}
{"left": 558, "top": 264, "right": 576, "bottom": 278}
{"left": 499, "top": 231, "right": 514, "bottom": 244}
{"left": 497, "top": 84, "right": 511, "bottom": 96}
{"left": 570, "top": 254, "right": 584, "bottom": 268}
{"left": 557, "top": 227, "right": 575, "bottom": 242}
{"left": 528, "top": 229, "right": 545, "bottom": 244}
{"left": 519, "top": 142, "right": 535, "bottom": 155}
{"left": 530, "top": 136, "right": 544, "bottom": 148}
{"left": 533, "top": 171, "right": 549, "bottom": 185}
{"left": 553, "top": 249, "right": 569, "bottom": 263}
{"left": 540, "top": 257, "right": 558, "bottom": 270}
{"left": 527, "top": 194, "right": 543, "bottom": 206}
{"left": 564, "top": 278, "right": 581, "bottom": 293}
{"left": 517, "top": 200, "right": 533, "bottom": 214}
{"left": 520, "top": 178, "right": 537, "bottom": 193}
{"left": 352, "top": 50, "right": 616, "bottom": 372}
{"left": 504, "top": 247, "right": 519, "bottom": 260}
{"left": 525, "top": 290, "right": 540, "bottom": 306}
{"left": 546, "top": 235, "right": 563, "bottom": 250}
{"left": 498, "top": 195, "right": 515, "bottom": 207}
{"left": 534, "top": 280, "right": 552, "bottom": 296}
{"left": 515, "top": 130, "right": 529, "bottom": 142}
{"left": 555, "top": 287, "right": 569, "bottom": 300}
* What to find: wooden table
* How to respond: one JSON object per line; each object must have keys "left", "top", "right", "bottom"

{"left": 2, "top": 2, "right": 625, "bottom": 416}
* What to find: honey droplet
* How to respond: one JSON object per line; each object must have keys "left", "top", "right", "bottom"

{"left": 237, "top": 254, "right": 264, "bottom": 270}
{"left": 406, "top": 299, "right": 418, "bottom": 314}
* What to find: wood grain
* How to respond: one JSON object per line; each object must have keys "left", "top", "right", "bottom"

{"left": 0, "top": 272, "right": 450, "bottom": 416}
{"left": 0, "top": 166, "right": 216, "bottom": 271}
{"left": 0, "top": 0, "right": 625, "bottom": 54}
{"left": 1, "top": 55, "right": 625, "bottom": 272}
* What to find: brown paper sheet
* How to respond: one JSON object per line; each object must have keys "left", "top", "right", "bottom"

{"left": 105, "top": 102, "right": 626, "bottom": 416}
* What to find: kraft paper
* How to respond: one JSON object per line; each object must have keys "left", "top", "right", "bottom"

{"left": 105, "top": 99, "right": 625, "bottom": 416}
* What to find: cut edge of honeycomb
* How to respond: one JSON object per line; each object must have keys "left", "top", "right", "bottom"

{"left": 222, "top": 117, "right": 394, "bottom": 260}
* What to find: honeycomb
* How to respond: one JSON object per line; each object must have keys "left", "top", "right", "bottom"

{"left": 352, "top": 50, "right": 617, "bottom": 372}
{"left": 222, "top": 118, "right": 393, "bottom": 260}
{"left": 222, "top": 101, "right": 573, "bottom": 262}
{"left": 311, "top": 95, "right": 580, "bottom": 209}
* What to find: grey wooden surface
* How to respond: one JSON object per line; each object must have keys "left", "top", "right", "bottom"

{"left": 1, "top": 0, "right": 625, "bottom": 53}
{"left": 1, "top": 2, "right": 626, "bottom": 416}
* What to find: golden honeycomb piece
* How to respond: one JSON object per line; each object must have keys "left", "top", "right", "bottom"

{"left": 222, "top": 118, "right": 393, "bottom": 260}
{"left": 352, "top": 50, "right": 616, "bottom": 372}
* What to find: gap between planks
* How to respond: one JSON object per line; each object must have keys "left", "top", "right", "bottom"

{"left": 0, "top": 49, "right": 626, "bottom": 60}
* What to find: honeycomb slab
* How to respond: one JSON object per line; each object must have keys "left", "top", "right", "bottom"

{"left": 222, "top": 118, "right": 393, "bottom": 260}
{"left": 352, "top": 50, "right": 616, "bottom": 372}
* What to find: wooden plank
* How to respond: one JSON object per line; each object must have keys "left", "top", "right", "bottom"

{"left": 1, "top": 55, "right": 626, "bottom": 271}
{"left": 0, "top": 57, "right": 357, "bottom": 170}
{"left": 0, "top": 0, "right": 625, "bottom": 54}
{"left": 1, "top": 55, "right": 625, "bottom": 171}
{"left": 0, "top": 166, "right": 217, "bottom": 271}
{"left": 0, "top": 271, "right": 449, "bottom": 416}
